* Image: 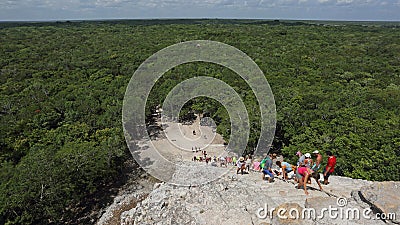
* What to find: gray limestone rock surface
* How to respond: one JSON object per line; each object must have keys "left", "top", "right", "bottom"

{"left": 359, "top": 182, "right": 400, "bottom": 224}
{"left": 98, "top": 164, "right": 398, "bottom": 225}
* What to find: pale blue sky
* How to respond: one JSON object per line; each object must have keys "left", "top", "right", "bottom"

{"left": 1, "top": 0, "right": 399, "bottom": 21}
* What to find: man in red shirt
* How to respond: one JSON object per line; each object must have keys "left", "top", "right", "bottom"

{"left": 323, "top": 151, "right": 336, "bottom": 185}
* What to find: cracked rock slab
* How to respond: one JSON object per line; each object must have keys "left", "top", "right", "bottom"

{"left": 359, "top": 182, "right": 400, "bottom": 224}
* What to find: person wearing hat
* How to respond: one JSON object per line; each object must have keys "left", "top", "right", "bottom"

{"left": 295, "top": 151, "right": 305, "bottom": 183}
{"left": 236, "top": 157, "right": 246, "bottom": 175}
{"left": 296, "top": 151, "right": 305, "bottom": 167}
{"left": 312, "top": 150, "right": 323, "bottom": 172}
{"left": 304, "top": 153, "right": 313, "bottom": 168}
{"left": 303, "top": 153, "right": 313, "bottom": 184}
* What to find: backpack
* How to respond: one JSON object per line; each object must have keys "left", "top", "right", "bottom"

{"left": 260, "top": 157, "right": 269, "bottom": 169}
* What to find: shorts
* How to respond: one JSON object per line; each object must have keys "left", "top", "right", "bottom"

{"left": 287, "top": 171, "right": 295, "bottom": 179}
{"left": 312, "top": 164, "right": 321, "bottom": 172}
{"left": 323, "top": 168, "right": 333, "bottom": 179}
{"left": 262, "top": 169, "right": 274, "bottom": 178}
{"left": 296, "top": 170, "right": 302, "bottom": 179}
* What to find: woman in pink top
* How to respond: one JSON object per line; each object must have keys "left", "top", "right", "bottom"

{"left": 297, "top": 167, "right": 323, "bottom": 195}
{"left": 253, "top": 161, "right": 261, "bottom": 171}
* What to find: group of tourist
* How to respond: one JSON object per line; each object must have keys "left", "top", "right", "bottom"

{"left": 228, "top": 150, "right": 337, "bottom": 195}
{"left": 260, "top": 150, "right": 337, "bottom": 195}
{"left": 191, "top": 147, "right": 337, "bottom": 195}
{"left": 192, "top": 152, "right": 249, "bottom": 168}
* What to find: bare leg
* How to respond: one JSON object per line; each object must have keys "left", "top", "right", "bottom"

{"left": 316, "top": 178, "right": 323, "bottom": 191}
{"left": 297, "top": 178, "right": 303, "bottom": 189}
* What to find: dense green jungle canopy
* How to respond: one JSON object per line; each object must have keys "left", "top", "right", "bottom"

{"left": 0, "top": 19, "right": 399, "bottom": 224}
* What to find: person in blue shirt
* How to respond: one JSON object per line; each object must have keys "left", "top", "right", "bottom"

{"left": 276, "top": 161, "right": 296, "bottom": 180}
